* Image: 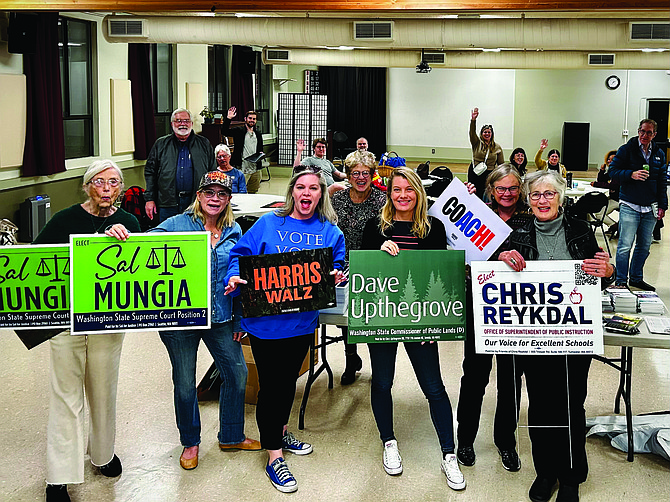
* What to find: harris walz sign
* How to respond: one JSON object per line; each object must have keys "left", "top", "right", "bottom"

{"left": 347, "top": 250, "right": 467, "bottom": 344}
{"left": 238, "top": 247, "right": 335, "bottom": 317}
{"left": 70, "top": 233, "right": 210, "bottom": 334}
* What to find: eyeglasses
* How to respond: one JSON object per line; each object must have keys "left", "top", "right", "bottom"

{"left": 494, "top": 185, "right": 520, "bottom": 195}
{"left": 90, "top": 178, "right": 120, "bottom": 188}
{"left": 293, "top": 165, "right": 322, "bottom": 175}
{"left": 529, "top": 190, "right": 558, "bottom": 201}
{"left": 638, "top": 129, "right": 655, "bottom": 137}
{"left": 351, "top": 171, "right": 371, "bottom": 178}
{"left": 200, "top": 189, "right": 230, "bottom": 199}
{"left": 172, "top": 119, "right": 192, "bottom": 124}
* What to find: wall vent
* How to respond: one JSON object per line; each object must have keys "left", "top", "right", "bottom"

{"left": 423, "top": 52, "right": 446, "bottom": 65}
{"left": 353, "top": 21, "right": 394, "bottom": 41}
{"left": 108, "top": 19, "right": 146, "bottom": 37}
{"left": 629, "top": 22, "right": 670, "bottom": 41}
{"left": 588, "top": 53, "right": 615, "bottom": 66}
{"left": 265, "top": 49, "right": 291, "bottom": 63}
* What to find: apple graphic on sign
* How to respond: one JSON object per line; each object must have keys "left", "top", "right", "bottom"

{"left": 569, "top": 287, "right": 583, "bottom": 304}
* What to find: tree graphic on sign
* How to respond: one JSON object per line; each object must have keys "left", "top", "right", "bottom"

{"left": 424, "top": 271, "right": 447, "bottom": 304}
{"left": 401, "top": 270, "right": 419, "bottom": 304}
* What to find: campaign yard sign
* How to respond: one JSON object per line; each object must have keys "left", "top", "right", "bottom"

{"left": 470, "top": 260, "right": 604, "bottom": 355}
{"left": 70, "top": 233, "right": 210, "bottom": 334}
{"left": 428, "top": 178, "right": 511, "bottom": 264}
{"left": 238, "top": 247, "right": 336, "bottom": 317}
{"left": 348, "top": 250, "right": 466, "bottom": 343}
{"left": 0, "top": 244, "right": 70, "bottom": 330}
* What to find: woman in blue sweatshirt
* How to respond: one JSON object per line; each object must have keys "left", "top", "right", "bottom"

{"left": 225, "top": 166, "right": 346, "bottom": 493}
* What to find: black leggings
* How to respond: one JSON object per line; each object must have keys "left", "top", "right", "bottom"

{"left": 248, "top": 332, "right": 312, "bottom": 451}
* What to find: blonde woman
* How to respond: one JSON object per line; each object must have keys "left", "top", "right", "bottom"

{"left": 360, "top": 167, "right": 465, "bottom": 491}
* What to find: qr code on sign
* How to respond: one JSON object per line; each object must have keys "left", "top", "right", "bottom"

{"left": 574, "top": 263, "right": 598, "bottom": 286}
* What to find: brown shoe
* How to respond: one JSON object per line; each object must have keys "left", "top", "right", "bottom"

{"left": 180, "top": 447, "right": 198, "bottom": 470}
{"left": 219, "top": 438, "right": 262, "bottom": 451}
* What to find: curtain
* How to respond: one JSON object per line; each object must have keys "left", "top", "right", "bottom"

{"left": 22, "top": 13, "right": 65, "bottom": 177}
{"left": 128, "top": 43, "right": 156, "bottom": 159}
{"left": 319, "top": 67, "right": 387, "bottom": 159}
{"left": 230, "top": 46, "right": 255, "bottom": 115}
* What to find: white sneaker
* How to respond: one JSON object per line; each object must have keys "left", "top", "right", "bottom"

{"left": 383, "top": 440, "right": 403, "bottom": 475}
{"left": 441, "top": 453, "right": 466, "bottom": 490}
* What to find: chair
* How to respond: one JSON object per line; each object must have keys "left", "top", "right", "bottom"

{"left": 569, "top": 191, "right": 611, "bottom": 255}
{"left": 425, "top": 165, "right": 453, "bottom": 198}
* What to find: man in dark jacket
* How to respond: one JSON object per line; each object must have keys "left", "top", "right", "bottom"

{"left": 222, "top": 107, "right": 265, "bottom": 194}
{"left": 608, "top": 118, "right": 667, "bottom": 291}
{"left": 144, "top": 108, "right": 216, "bottom": 223}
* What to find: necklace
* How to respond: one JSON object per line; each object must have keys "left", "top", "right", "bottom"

{"left": 90, "top": 213, "right": 111, "bottom": 234}
{"left": 536, "top": 229, "right": 562, "bottom": 260}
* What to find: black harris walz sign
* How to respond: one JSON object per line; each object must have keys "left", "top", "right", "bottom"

{"left": 238, "top": 247, "right": 336, "bottom": 317}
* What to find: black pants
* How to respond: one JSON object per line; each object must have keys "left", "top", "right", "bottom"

{"left": 467, "top": 164, "right": 492, "bottom": 200}
{"left": 249, "top": 332, "right": 312, "bottom": 451}
{"left": 522, "top": 354, "right": 592, "bottom": 486}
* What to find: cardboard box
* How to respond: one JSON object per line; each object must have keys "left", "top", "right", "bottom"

{"left": 241, "top": 331, "right": 318, "bottom": 405}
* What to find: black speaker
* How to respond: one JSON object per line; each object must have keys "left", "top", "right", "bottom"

{"left": 562, "top": 122, "right": 590, "bottom": 171}
{"left": 8, "top": 12, "right": 38, "bottom": 54}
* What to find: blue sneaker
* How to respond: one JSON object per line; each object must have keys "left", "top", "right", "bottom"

{"left": 266, "top": 457, "right": 298, "bottom": 493}
{"left": 282, "top": 431, "right": 313, "bottom": 455}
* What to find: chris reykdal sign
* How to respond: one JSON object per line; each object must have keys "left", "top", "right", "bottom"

{"left": 428, "top": 178, "right": 511, "bottom": 264}
{"left": 70, "top": 233, "right": 210, "bottom": 334}
{"left": 238, "top": 248, "right": 336, "bottom": 317}
{"left": 470, "top": 260, "right": 603, "bottom": 355}
{"left": 0, "top": 244, "right": 70, "bottom": 329}
{"left": 347, "top": 250, "right": 466, "bottom": 343}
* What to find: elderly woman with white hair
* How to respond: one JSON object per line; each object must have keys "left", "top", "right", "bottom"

{"left": 215, "top": 143, "right": 247, "bottom": 193}
{"left": 33, "top": 160, "right": 141, "bottom": 502}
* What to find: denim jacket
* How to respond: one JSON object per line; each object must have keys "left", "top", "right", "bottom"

{"left": 151, "top": 212, "right": 243, "bottom": 328}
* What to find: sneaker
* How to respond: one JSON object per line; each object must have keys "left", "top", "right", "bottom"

{"left": 456, "top": 445, "right": 476, "bottom": 466}
{"left": 265, "top": 457, "right": 298, "bottom": 493}
{"left": 46, "top": 484, "right": 71, "bottom": 502}
{"left": 498, "top": 448, "right": 521, "bottom": 472}
{"left": 629, "top": 280, "right": 655, "bottom": 292}
{"left": 441, "top": 453, "right": 466, "bottom": 490}
{"left": 282, "top": 431, "right": 313, "bottom": 455}
{"left": 383, "top": 439, "right": 403, "bottom": 475}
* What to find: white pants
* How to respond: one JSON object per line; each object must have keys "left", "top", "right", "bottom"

{"left": 46, "top": 332, "right": 124, "bottom": 485}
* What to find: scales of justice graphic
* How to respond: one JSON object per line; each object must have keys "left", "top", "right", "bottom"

{"left": 146, "top": 244, "right": 186, "bottom": 275}
{"left": 36, "top": 255, "right": 70, "bottom": 282}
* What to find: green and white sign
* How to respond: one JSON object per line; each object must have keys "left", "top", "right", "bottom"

{"left": 348, "top": 250, "right": 467, "bottom": 343}
{"left": 0, "top": 244, "right": 70, "bottom": 329}
{"left": 70, "top": 232, "right": 211, "bottom": 334}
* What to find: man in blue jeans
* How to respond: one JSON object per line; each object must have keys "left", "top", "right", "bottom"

{"left": 608, "top": 119, "right": 667, "bottom": 291}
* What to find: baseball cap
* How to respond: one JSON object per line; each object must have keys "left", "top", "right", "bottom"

{"left": 198, "top": 171, "right": 233, "bottom": 192}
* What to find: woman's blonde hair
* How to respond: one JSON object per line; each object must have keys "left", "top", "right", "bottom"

{"left": 344, "top": 150, "right": 376, "bottom": 177}
{"left": 275, "top": 169, "right": 338, "bottom": 224}
{"left": 484, "top": 163, "right": 526, "bottom": 210}
{"left": 188, "top": 190, "right": 235, "bottom": 230}
{"left": 379, "top": 167, "right": 430, "bottom": 239}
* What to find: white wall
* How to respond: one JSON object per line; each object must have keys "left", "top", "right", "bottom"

{"left": 176, "top": 44, "right": 209, "bottom": 132}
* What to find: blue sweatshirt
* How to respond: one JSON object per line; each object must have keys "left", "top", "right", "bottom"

{"left": 226, "top": 211, "right": 346, "bottom": 339}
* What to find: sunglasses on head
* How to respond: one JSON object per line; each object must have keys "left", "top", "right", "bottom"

{"left": 293, "top": 165, "right": 322, "bottom": 175}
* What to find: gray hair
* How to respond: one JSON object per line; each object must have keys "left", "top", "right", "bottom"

{"left": 215, "top": 144, "right": 231, "bottom": 156}
{"left": 344, "top": 150, "right": 376, "bottom": 176}
{"left": 275, "top": 169, "right": 338, "bottom": 224}
{"left": 170, "top": 108, "right": 193, "bottom": 123}
{"left": 485, "top": 163, "right": 526, "bottom": 209}
{"left": 83, "top": 159, "right": 124, "bottom": 185}
{"left": 524, "top": 170, "right": 565, "bottom": 206}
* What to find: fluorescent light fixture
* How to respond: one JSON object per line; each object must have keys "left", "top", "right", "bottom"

{"left": 482, "top": 48, "right": 502, "bottom": 52}
{"left": 641, "top": 48, "right": 666, "bottom": 52}
{"left": 235, "top": 13, "right": 266, "bottom": 18}
{"left": 325, "top": 46, "right": 356, "bottom": 51}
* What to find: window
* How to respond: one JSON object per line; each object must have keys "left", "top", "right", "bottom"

{"left": 149, "top": 43, "right": 174, "bottom": 137}
{"left": 58, "top": 17, "right": 93, "bottom": 159}
{"left": 256, "top": 57, "right": 272, "bottom": 135}
{"left": 208, "top": 45, "right": 231, "bottom": 114}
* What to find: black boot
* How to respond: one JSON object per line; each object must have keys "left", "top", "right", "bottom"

{"left": 98, "top": 454, "right": 122, "bottom": 477}
{"left": 46, "top": 484, "right": 70, "bottom": 502}
{"left": 341, "top": 353, "right": 363, "bottom": 385}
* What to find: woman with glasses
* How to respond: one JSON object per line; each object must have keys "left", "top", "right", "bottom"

{"left": 34, "top": 160, "right": 141, "bottom": 502}
{"left": 360, "top": 167, "right": 466, "bottom": 491}
{"left": 509, "top": 147, "right": 528, "bottom": 177}
{"left": 535, "top": 139, "right": 567, "bottom": 178}
{"left": 497, "top": 170, "right": 615, "bottom": 502}
{"left": 215, "top": 144, "right": 247, "bottom": 193}
{"left": 225, "top": 166, "right": 346, "bottom": 493}
{"left": 468, "top": 107, "right": 505, "bottom": 199}
{"left": 147, "top": 171, "right": 260, "bottom": 472}
{"left": 457, "top": 164, "right": 532, "bottom": 472}
{"left": 331, "top": 151, "right": 386, "bottom": 385}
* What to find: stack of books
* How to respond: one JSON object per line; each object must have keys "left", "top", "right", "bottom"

{"left": 606, "top": 286, "right": 638, "bottom": 313}
{"left": 603, "top": 313, "right": 643, "bottom": 335}
{"left": 601, "top": 292, "right": 614, "bottom": 312}
{"left": 634, "top": 291, "right": 665, "bottom": 315}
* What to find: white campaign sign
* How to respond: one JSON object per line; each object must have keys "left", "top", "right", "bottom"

{"left": 428, "top": 178, "right": 511, "bottom": 264}
{"left": 470, "top": 260, "right": 604, "bottom": 355}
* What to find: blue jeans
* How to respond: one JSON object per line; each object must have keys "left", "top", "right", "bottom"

{"left": 368, "top": 342, "right": 455, "bottom": 455}
{"left": 160, "top": 323, "right": 247, "bottom": 447}
{"left": 616, "top": 204, "right": 656, "bottom": 283}
{"left": 158, "top": 194, "right": 193, "bottom": 223}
